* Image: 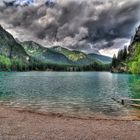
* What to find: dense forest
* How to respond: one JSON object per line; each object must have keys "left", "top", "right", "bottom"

{"left": 0, "top": 54, "right": 110, "bottom": 72}
{"left": 111, "top": 46, "right": 128, "bottom": 68}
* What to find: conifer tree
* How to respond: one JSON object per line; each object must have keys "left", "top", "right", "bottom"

{"left": 112, "top": 54, "right": 118, "bottom": 67}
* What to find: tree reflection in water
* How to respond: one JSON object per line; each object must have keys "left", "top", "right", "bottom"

{"left": 129, "top": 74, "right": 140, "bottom": 99}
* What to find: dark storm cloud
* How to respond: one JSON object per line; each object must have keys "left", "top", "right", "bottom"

{"left": 0, "top": 0, "right": 140, "bottom": 55}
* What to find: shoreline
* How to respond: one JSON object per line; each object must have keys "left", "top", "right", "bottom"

{"left": 9, "top": 106, "right": 140, "bottom": 121}
{"left": 0, "top": 106, "right": 140, "bottom": 140}
{"left": 1, "top": 102, "right": 140, "bottom": 121}
{"left": 1, "top": 100, "right": 140, "bottom": 121}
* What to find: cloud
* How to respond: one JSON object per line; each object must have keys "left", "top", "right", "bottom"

{"left": 99, "top": 38, "right": 130, "bottom": 57}
{"left": 0, "top": 0, "right": 140, "bottom": 56}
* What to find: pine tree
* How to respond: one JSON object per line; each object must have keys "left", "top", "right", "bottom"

{"left": 117, "top": 49, "right": 124, "bottom": 62}
{"left": 123, "top": 46, "right": 127, "bottom": 60}
{"left": 112, "top": 54, "right": 118, "bottom": 67}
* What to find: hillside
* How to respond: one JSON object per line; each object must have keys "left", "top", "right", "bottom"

{"left": 128, "top": 26, "right": 140, "bottom": 74}
{"left": 0, "top": 25, "right": 30, "bottom": 70}
{"left": 0, "top": 25, "right": 29, "bottom": 61}
{"left": 88, "top": 53, "right": 112, "bottom": 64}
{"left": 21, "top": 43, "right": 110, "bottom": 66}
{"left": 51, "top": 46, "right": 100, "bottom": 65}
{"left": 111, "top": 25, "right": 140, "bottom": 74}
{"left": 21, "top": 41, "right": 71, "bottom": 65}
{"left": 0, "top": 25, "right": 111, "bottom": 71}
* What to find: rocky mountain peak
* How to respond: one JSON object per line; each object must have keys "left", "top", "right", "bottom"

{"left": 133, "top": 25, "right": 140, "bottom": 42}
{"left": 128, "top": 25, "right": 140, "bottom": 57}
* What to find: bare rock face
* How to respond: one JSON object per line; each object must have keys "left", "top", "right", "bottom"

{"left": 128, "top": 26, "right": 140, "bottom": 58}
{"left": 133, "top": 25, "right": 140, "bottom": 42}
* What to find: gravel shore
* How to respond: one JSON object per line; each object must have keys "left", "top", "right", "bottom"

{"left": 0, "top": 107, "right": 140, "bottom": 140}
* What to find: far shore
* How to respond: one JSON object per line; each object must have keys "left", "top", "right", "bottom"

{"left": 0, "top": 106, "right": 140, "bottom": 140}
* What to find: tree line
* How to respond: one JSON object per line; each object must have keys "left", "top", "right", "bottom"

{"left": 112, "top": 46, "right": 128, "bottom": 68}
{"left": 0, "top": 54, "right": 110, "bottom": 72}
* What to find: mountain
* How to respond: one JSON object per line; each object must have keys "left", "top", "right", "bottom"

{"left": 127, "top": 26, "right": 140, "bottom": 74}
{"left": 111, "top": 25, "right": 140, "bottom": 74}
{"left": 21, "top": 41, "right": 71, "bottom": 65}
{"left": 51, "top": 46, "right": 100, "bottom": 65}
{"left": 0, "top": 25, "right": 29, "bottom": 61}
{"left": 0, "top": 25, "right": 111, "bottom": 71}
{"left": 22, "top": 43, "right": 101, "bottom": 66}
{"left": 88, "top": 53, "right": 112, "bottom": 64}
{"left": 0, "top": 25, "right": 30, "bottom": 70}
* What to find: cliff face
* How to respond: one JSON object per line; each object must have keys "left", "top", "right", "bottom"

{"left": 112, "top": 25, "right": 140, "bottom": 74}
{"left": 128, "top": 26, "right": 140, "bottom": 58}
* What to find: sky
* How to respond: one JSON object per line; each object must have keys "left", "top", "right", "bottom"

{"left": 0, "top": 0, "right": 140, "bottom": 57}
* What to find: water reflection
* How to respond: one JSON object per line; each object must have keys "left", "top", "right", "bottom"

{"left": 0, "top": 72, "right": 140, "bottom": 118}
{"left": 129, "top": 75, "right": 140, "bottom": 99}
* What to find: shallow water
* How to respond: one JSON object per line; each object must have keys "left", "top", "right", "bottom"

{"left": 0, "top": 72, "right": 140, "bottom": 118}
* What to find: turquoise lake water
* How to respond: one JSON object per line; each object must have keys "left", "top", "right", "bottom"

{"left": 0, "top": 72, "right": 140, "bottom": 118}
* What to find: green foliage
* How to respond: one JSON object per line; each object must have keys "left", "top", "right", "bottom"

{"left": 27, "top": 58, "right": 110, "bottom": 72}
{"left": 111, "top": 25, "right": 140, "bottom": 74}
{"left": 123, "top": 46, "right": 127, "bottom": 60}
{"left": 0, "top": 25, "right": 111, "bottom": 72}
{"left": 117, "top": 49, "right": 123, "bottom": 62}
{"left": 111, "top": 46, "right": 128, "bottom": 69}
{"left": 128, "top": 42, "right": 140, "bottom": 74}
{"left": 88, "top": 53, "right": 112, "bottom": 64}
{"left": 0, "top": 54, "right": 111, "bottom": 72}
{"left": 129, "top": 61, "right": 140, "bottom": 74}
{"left": 0, "top": 55, "right": 11, "bottom": 71}
{"left": 22, "top": 42, "right": 71, "bottom": 65}
{"left": 53, "top": 46, "right": 86, "bottom": 61}
{"left": 112, "top": 54, "right": 118, "bottom": 68}
{"left": 117, "top": 46, "right": 128, "bottom": 62}
{"left": 0, "top": 55, "right": 29, "bottom": 71}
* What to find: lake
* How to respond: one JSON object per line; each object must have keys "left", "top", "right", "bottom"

{"left": 0, "top": 72, "right": 140, "bottom": 118}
